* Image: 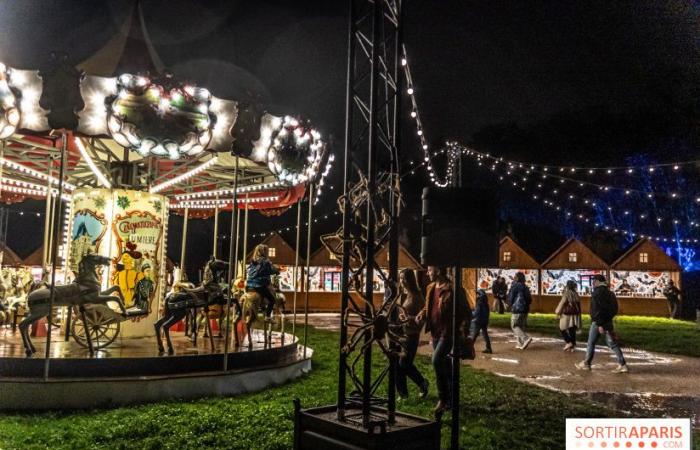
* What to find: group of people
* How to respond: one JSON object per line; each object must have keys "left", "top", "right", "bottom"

{"left": 393, "top": 269, "right": 633, "bottom": 415}
{"left": 491, "top": 272, "right": 629, "bottom": 372}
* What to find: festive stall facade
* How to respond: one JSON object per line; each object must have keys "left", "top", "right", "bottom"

{"left": 610, "top": 238, "right": 682, "bottom": 316}
{"left": 466, "top": 236, "right": 540, "bottom": 308}
{"left": 539, "top": 238, "right": 608, "bottom": 313}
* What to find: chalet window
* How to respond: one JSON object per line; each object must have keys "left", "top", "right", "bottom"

{"left": 502, "top": 251, "right": 512, "bottom": 262}
{"left": 639, "top": 252, "right": 648, "bottom": 263}
{"left": 568, "top": 252, "right": 578, "bottom": 263}
{"left": 268, "top": 247, "right": 276, "bottom": 258}
{"left": 329, "top": 251, "right": 337, "bottom": 261}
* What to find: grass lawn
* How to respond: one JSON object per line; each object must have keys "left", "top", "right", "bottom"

{"left": 489, "top": 313, "right": 700, "bottom": 357}
{"left": 0, "top": 326, "right": 688, "bottom": 450}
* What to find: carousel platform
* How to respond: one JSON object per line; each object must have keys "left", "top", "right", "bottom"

{"left": 0, "top": 329, "right": 311, "bottom": 410}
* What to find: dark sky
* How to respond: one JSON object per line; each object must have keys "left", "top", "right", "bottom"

{"left": 1, "top": 0, "right": 699, "bottom": 273}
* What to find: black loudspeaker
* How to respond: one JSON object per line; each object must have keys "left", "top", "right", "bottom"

{"left": 421, "top": 187, "right": 499, "bottom": 267}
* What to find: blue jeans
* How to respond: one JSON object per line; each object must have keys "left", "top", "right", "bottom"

{"left": 432, "top": 337, "right": 452, "bottom": 403}
{"left": 470, "top": 320, "right": 492, "bottom": 351}
{"left": 584, "top": 321, "right": 626, "bottom": 366}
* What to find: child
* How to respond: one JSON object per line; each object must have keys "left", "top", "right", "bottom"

{"left": 470, "top": 289, "right": 492, "bottom": 353}
{"left": 246, "top": 244, "right": 280, "bottom": 319}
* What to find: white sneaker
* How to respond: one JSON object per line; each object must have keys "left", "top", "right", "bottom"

{"left": 575, "top": 361, "right": 591, "bottom": 371}
{"left": 612, "top": 364, "right": 629, "bottom": 374}
{"left": 520, "top": 337, "right": 533, "bottom": 350}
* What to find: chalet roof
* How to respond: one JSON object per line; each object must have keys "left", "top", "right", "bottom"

{"left": 245, "top": 232, "right": 304, "bottom": 266}
{"left": 611, "top": 238, "right": 681, "bottom": 272}
{"left": 309, "top": 246, "right": 339, "bottom": 267}
{"left": 77, "top": 2, "right": 164, "bottom": 77}
{"left": 374, "top": 243, "right": 423, "bottom": 270}
{"left": 541, "top": 237, "right": 608, "bottom": 269}
{"left": 498, "top": 236, "right": 540, "bottom": 269}
{"left": 22, "top": 245, "right": 44, "bottom": 267}
{"left": 0, "top": 243, "right": 23, "bottom": 266}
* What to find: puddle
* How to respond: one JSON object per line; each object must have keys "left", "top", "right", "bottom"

{"left": 572, "top": 392, "right": 700, "bottom": 428}
{"left": 490, "top": 357, "right": 520, "bottom": 364}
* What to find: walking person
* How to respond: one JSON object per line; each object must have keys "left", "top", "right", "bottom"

{"left": 576, "top": 274, "right": 628, "bottom": 373}
{"left": 507, "top": 272, "right": 533, "bottom": 349}
{"left": 663, "top": 280, "right": 681, "bottom": 319}
{"left": 416, "top": 266, "right": 470, "bottom": 415}
{"left": 555, "top": 280, "right": 582, "bottom": 352}
{"left": 491, "top": 276, "right": 507, "bottom": 314}
{"left": 396, "top": 269, "right": 429, "bottom": 400}
{"left": 470, "top": 289, "right": 492, "bottom": 353}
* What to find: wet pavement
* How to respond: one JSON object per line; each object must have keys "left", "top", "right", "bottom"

{"left": 298, "top": 314, "right": 700, "bottom": 427}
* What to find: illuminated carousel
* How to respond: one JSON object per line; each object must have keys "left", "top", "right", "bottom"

{"left": 0, "top": 18, "right": 332, "bottom": 409}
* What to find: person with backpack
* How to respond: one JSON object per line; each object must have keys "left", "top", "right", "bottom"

{"left": 415, "top": 266, "right": 471, "bottom": 415}
{"left": 507, "top": 272, "right": 533, "bottom": 349}
{"left": 555, "top": 280, "right": 582, "bottom": 351}
{"left": 470, "top": 289, "right": 493, "bottom": 353}
{"left": 576, "top": 274, "right": 628, "bottom": 373}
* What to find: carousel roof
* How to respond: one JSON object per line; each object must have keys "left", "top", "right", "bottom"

{"left": 0, "top": 2, "right": 333, "bottom": 216}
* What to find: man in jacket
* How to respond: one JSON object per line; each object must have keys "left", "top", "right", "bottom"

{"left": 576, "top": 274, "right": 628, "bottom": 373}
{"left": 507, "top": 272, "right": 533, "bottom": 349}
{"left": 663, "top": 280, "right": 681, "bottom": 319}
{"left": 416, "top": 266, "right": 471, "bottom": 415}
{"left": 491, "top": 277, "right": 508, "bottom": 314}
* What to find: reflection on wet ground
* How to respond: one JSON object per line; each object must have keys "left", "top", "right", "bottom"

{"left": 297, "top": 314, "right": 700, "bottom": 428}
{"left": 0, "top": 328, "right": 294, "bottom": 359}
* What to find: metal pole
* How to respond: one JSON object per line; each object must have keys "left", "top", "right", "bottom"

{"left": 386, "top": 0, "right": 404, "bottom": 424}
{"left": 302, "top": 187, "right": 314, "bottom": 359}
{"left": 44, "top": 131, "right": 67, "bottom": 380}
{"left": 235, "top": 207, "right": 241, "bottom": 282}
{"left": 242, "top": 194, "right": 249, "bottom": 265}
{"left": 450, "top": 152, "right": 463, "bottom": 450}
{"left": 223, "top": 157, "right": 239, "bottom": 371}
{"left": 359, "top": 0, "right": 382, "bottom": 427}
{"left": 292, "top": 200, "right": 302, "bottom": 336}
{"left": 337, "top": 0, "right": 356, "bottom": 420}
{"left": 212, "top": 194, "right": 219, "bottom": 258}
{"left": 180, "top": 206, "right": 189, "bottom": 281}
{"left": 42, "top": 157, "right": 53, "bottom": 268}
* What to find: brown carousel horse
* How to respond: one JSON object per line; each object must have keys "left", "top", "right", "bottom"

{"left": 238, "top": 274, "right": 286, "bottom": 349}
{"left": 19, "top": 254, "right": 126, "bottom": 357}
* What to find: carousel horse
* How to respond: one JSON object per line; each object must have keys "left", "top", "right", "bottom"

{"left": 154, "top": 258, "right": 234, "bottom": 355}
{"left": 19, "top": 254, "right": 126, "bottom": 357}
{"left": 238, "top": 274, "right": 286, "bottom": 349}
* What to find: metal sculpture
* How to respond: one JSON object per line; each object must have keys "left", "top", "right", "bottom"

{"left": 19, "top": 253, "right": 126, "bottom": 357}
{"left": 154, "top": 257, "right": 233, "bottom": 354}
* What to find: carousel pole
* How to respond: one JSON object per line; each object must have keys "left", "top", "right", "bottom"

{"left": 302, "top": 186, "right": 314, "bottom": 359}
{"left": 212, "top": 193, "right": 219, "bottom": 258}
{"left": 180, "top": 206, "right": 189, "bottom": 281}
{"left": 242, "top": 193, "right": 249, "bottom": 262}
{"left": 291, "top": 200, "right": 302, "bottom": 336}
{"left": 41, "top": 157, "right": 53, "bottom": 268}
{"left": 223, "top": 157, "right": 239, "bottom": 371}
{"left": 44, "top": 131, "right": 67, "bottom": 380}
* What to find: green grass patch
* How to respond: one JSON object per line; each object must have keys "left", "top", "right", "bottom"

{"left": 489, "top": 313, "right": 700, "bottom": 357}
{"left": 0, "top": 326, "right": 687, "bottom": 449}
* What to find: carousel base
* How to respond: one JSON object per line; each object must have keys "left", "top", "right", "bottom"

{"left": 0, "top": 330, "right": 311, "bottom": 410}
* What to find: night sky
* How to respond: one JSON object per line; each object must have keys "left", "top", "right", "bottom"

{"left": 1, "top": 0, "right": 699, "bottom": 276}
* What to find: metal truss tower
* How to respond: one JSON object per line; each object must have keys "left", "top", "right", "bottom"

{"left": 337, "top": 0, "right": 404, "bottom": 427}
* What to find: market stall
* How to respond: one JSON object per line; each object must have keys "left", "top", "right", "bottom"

{"left": 465, "top": 236, "right": 540, "bottom": 309}
{"left": 610, "top": 238, "right": 682, "bottom": 316}
{"left": 540, "top": 238, "right": 608, "bottom": 313}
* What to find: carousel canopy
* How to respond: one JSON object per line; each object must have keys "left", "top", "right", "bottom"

{"left": 0, "top": 3, "right": 333, "bottom": 215}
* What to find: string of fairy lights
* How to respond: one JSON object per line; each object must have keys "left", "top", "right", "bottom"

{"left": 400, "top": 49, "right": 699, "bottom": 245}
